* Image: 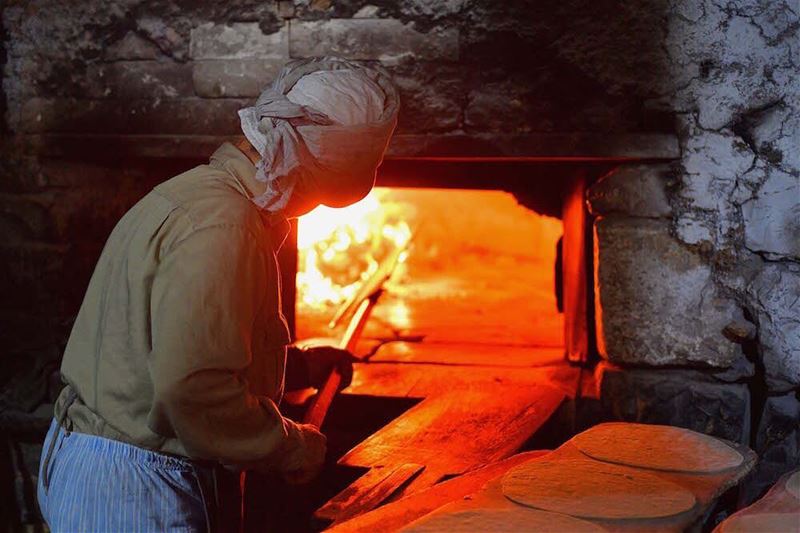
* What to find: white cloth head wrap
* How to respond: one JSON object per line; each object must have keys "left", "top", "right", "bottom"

{"left": 238, "top": 56, "right": 400, "bottom": 212}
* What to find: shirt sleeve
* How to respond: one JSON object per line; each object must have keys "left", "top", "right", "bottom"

{"left": 284, "top": 345, "right": 312, "bottom": 391}
{"left": 146, "top": 224, "right": 299, "bottom": 464}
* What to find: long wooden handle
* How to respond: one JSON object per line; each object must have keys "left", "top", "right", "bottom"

{"left": 303, "top": 295, "right": 377, "bottom": 427}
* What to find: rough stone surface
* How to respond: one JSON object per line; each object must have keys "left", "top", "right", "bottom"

{"left": 137, "top": 17, "right": 187, "bottom": 61}
{"left": 192, "top": 59, "right": 284, "bottom": 98}
{"left": 748, "top": 263, "right": 800, "bottom": 392}
{"left": 190, "top": 22, "right": 287, "bottom": 60}
{"left": 586, "top": 163, "right": 673, "bottom": 218}
{"left": 674, "top": 213, "right": 713, "bottom": 246}
{"left": 464, "top": 79, "right": 547, "bottom": 133}
{"left": 740, "top": 393, "right": 800, "bottom": 504}
{"left": 678, "top": 126, "right": 755, "bottom": 212}
{"left": 595, "top": 363, "right": 751, "bottom": 444}
{"left": 645, "top": 0, "right": 800, "bottom": 398}
{"left": 85, "top": 61, "right": 193, "bottom": 99}
{"left": 104, "top": 31, "right": 161, "bottom": 61}
{"left": 656, "top": 2, "right": 798, "bottom": 131}
{"left": 747, "top": 101, "right": 800, "bottom": 177}
{"left": 20, "top": 97, "right": 244, "bottom": 135}
{"left": 288, "top": 19, "right": 459, "bottom": 63}
{"left": 741, "top": 169, "right": 800, "bottom": 261}
{"left": 594, "top": 216, "right": 744, "bottom": 368}
{"left": 392, "top": 71, "right": 462, "bottom": 132}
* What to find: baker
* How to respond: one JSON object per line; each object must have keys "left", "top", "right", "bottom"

{"left": 36, "top": 56, "right": 400, "bottom": 532}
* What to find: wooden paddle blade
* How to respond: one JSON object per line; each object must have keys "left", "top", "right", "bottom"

{"left": 303, "top": 368, "right": 342, "bottom": 427}
{"left": 315, "top": 463, "right": 425, "bottom": 525}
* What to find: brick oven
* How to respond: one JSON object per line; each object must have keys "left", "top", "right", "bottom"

{"left": 1, "top": 0, "right": 798, "bottom": 530}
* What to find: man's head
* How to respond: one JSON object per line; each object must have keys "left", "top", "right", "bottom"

{"left": 238, "top": 57, "right": 400, "bottom": 218}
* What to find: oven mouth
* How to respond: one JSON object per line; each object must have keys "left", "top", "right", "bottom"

{"left": 292, "top": 186, "right": 565, "bottom": 363}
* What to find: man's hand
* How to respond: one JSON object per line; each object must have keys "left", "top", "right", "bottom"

{"left": 287, "top": 342, "right": 358, "bottom": 391}
{"left": 304, "top": 345, "right": 358, "bottom": 390}
{"left": 281, "top": 423, "right": 327, "bottom": 485}
{"left": 255, "top": 422, "right": 327, "bottom": 484}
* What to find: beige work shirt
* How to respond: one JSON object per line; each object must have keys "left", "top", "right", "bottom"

{"left": 55, "top": 142, "right": 300, "bottom": 465}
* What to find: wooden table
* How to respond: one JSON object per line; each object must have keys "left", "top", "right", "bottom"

{"left": 314, "top": 358, "right": 576, "bottom": 525}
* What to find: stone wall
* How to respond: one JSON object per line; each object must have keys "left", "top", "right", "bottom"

{"left": 2, "top": 1, "right": 676, "bottom": 140}
{"left": 587, "top": 0, "right": 799, "bottom": 502}
{"left": 0, "top": 0, "right": 677, "bottom": 428}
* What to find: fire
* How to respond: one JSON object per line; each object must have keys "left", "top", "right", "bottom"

{"left": 297, "top": 189, "right": 412, "bottom": 308}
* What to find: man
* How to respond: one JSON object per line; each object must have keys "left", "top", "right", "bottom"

{"left": 36, "top": 56, "right": 400, "bottom": 532}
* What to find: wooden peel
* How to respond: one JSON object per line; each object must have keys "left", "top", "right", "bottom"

{"left": 303, "top": 290, "right": 382, "bottom": 427}
{"left": 302, "top": 231, "right": 411, "bottom": 428}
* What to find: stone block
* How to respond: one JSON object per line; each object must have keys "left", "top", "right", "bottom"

{"left": 137, "top": 17, "right": 187, "bottom": 61}
{"left": 748, "top": 263, "right": 800, "bottom": 392}
{"left": 464, "top": 81, "right": 534, "bottom": 133}
{"left": 680, "top": 129, "right": 755, "bottom": 211}
{"left": 193, "top": 59, "right": 284, "bottom": 98}
{"left": 749, "top": 102, "right": 800, "bottom": 173}
{"left": 403, "top": 0, "right": 466, "bottom": 18}
{"left": 289, "top": 19, "right": 459, "bottom": 62}
{"left": 674, "top": 213, "right": 713, "bottom": 245}
{"left": 20, "top": 98, "right": 245, "bottom": 135}
{"left": 594, "top": 216, "right": 743, "bottom": 368}
{"left": 742, "top": 168, "right": 800, "bottom": 261}
{"left": 586, "top": 163, "right": 673, "bottom": 218}
{"left": 104, "top": 31, "right": 161, "bottom": 61}
{"left": 596, "top": 363, "right": 751, "bottom": 444}
{"left": 85, "top": 61, "right": 193, "bottom": 99}
{"left": 190, "top": 22, "right": 288, "bottom": 60}
{"left": 393, "top": 74, "right": 461, "bottom": 132}
{"left": 276, "top": 1, "right": 296, "bottom": 19}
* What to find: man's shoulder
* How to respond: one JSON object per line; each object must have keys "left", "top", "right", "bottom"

{"left": 153, "top": 164, "right": 264, "bottom": 236}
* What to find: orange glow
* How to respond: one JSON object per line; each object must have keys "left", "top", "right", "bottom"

{"left": 297, "top": 189, "right": 412, "bottom": 308}
{"left": 296, "top": 187, "right": 564, "bottom": 350}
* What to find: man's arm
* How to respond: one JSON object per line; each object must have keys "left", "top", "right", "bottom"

{"left": 146, "top": 224, "right": 321, "bottom": 470}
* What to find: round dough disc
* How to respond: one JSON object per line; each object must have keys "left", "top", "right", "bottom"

{"left": 786, "top": 470, "right": 799, "bottom": 500}
{"left": 501, "top": 458, "right": 696, "bottom": 520}
{"left": 572, "top": 423, "right": 744, "bottom": 474}
{"left": 401, "top": 504, "right": 605, "bottom": 533}
{"left": 719, "top": 513, "right": 800, "bottom": 533}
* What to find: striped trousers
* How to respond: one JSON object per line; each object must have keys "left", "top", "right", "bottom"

{"left": 37, "top": 419, "right": 213, "bottom": 532}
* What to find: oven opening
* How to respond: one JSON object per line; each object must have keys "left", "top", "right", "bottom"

{"left": 295, "top": 187, "right": 564, "bottom": 364}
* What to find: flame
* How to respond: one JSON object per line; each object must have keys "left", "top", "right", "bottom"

{"left": 297, "top": 189, "right": 412, "bottom": 308}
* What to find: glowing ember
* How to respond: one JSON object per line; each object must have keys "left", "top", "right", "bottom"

{"left": 297, "top": 189, "right": 412, "bottom": 308}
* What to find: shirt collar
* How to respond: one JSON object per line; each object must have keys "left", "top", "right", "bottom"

{"left": 209, "top": 142, "right": 291, "bottom": 246}
{"left": 209, "top": 141, "right": 265, "bottom": 199}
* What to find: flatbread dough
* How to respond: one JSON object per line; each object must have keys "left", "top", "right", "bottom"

{"left": 719, "top": 513, "right": 800, "bottom": 533}
{"left": 786, "top": 470, "right": 800, "bottom": 500}
{"left": 401, "top": 501, "right": 605, "bottom": 532}
{"left": 501, "top": 458, "right": 696, "bottom": 520}
{"left": 572, "top": 423, "right": 744, "bottom": 474}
